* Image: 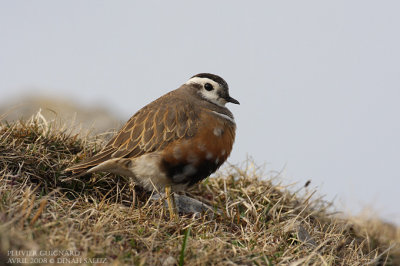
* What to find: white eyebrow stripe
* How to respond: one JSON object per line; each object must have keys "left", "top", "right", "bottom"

{"left": 211, "top": 111, "right": 235, "bottom": 124}
{"left": 185, "top": 77, "right": 219, "bottom": 87}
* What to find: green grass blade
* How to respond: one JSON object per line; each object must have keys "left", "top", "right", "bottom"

{"left": 179, "top": 226, "right": 191, "bottom": 266}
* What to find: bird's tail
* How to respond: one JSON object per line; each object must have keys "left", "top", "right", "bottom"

{"left": 64, "top": 147, "right": 115, "bottom": 176}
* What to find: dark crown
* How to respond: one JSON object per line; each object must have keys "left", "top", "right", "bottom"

{"left": 191, "top": 73, "right": 228, "bottom": 88}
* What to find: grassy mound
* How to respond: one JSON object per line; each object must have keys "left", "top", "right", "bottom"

{"left": 0, "top": 114, "right": 399, "bottom": 265}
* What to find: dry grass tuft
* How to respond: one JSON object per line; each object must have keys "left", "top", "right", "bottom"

{"left": 0, "top": 114, "right": 399, "bottom": 265}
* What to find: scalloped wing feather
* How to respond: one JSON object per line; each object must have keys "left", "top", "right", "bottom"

{"left": 66, "top": 94, "right": 199, "bottom": 175}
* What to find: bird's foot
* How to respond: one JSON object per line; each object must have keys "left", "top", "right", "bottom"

{"left": 151, "top": 193, "right": 215, "bottom": 218}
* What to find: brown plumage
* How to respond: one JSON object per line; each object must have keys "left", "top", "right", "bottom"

{"left": 66, "top": 73, "right": 239, "bottom": 193}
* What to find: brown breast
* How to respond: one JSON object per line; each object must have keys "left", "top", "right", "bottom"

{"left": 160, "top": 110, "right": 236, "bottom": 186}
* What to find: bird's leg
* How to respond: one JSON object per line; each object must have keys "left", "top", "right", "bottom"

{"left": 165, "top": 185, "right": 177, "bottom": 221}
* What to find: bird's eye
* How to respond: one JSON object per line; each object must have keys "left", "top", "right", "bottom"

{"left": 204, "top": 83, "right": 214, "bottom": 91}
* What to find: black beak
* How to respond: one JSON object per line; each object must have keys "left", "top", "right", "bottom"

{"left": 227, "top": 96, "right": 240, "bottom": 105}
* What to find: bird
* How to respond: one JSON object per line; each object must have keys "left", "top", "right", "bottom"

{"left": 66, "top": 73, "right": 239, "bottom": 219}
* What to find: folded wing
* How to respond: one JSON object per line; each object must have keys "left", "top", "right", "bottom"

{"left": 66, "top": 95, "right": 199, "bottom": 175}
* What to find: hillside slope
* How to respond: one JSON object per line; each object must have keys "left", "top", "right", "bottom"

{"left": 0, "top": 114, "right": 399, "bottom": 265}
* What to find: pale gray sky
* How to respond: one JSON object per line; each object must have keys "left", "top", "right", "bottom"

{"left": 1, "top": 1, "right": 399, "bottom": 224}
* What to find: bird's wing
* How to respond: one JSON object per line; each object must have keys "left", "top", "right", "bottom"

{"left": 66, "top": 94, "right": 199, "bottom": 174}
{"left": 108, "top": 98, "right": 198, "bottom": 158}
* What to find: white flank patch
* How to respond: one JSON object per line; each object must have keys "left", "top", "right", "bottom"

{"left": 212, "top": 111, "right": 235, "bottom": 124}
{"left": 131, "top": 153, "right": 170, "bottom": 191}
